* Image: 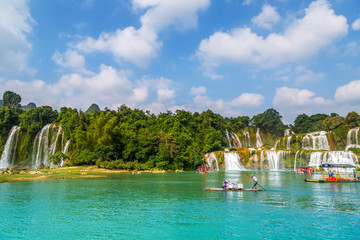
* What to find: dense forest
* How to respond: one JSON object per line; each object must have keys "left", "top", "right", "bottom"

{"left": 0, "top": 90, "right": 359, "bottom": 170}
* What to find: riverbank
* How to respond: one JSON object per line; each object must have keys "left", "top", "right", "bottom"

{"left": 0, "top": 166, "right": 176, "bottom": 183}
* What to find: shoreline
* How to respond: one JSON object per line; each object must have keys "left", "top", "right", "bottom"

{"left": 0, "top": 166, "right": 184, "bottom": 183}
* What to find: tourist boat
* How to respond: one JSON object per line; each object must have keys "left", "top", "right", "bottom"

{"left": 304, "top": 163, "right": 360, "bottom": 183}
{"left": 205, "top": 187, "right": 262, "bottom": 191}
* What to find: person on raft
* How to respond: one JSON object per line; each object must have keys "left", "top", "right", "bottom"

{"left": 222, "top": 180, "right": 228, "bottom": 189}
{"left": 251, "top": 175, "right": 258, "bottom": 189}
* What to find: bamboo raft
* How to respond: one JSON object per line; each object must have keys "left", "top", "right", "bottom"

{"left": 205, "top": 187, "right": 262, "bottom": 192}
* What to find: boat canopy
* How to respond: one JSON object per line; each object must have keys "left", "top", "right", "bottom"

{"left": 320, "top": 163, "right": 356, "bottom": 168}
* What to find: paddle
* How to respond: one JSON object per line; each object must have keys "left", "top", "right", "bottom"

{"left": 234, "top": 161, "right": 266, "bottom": 191}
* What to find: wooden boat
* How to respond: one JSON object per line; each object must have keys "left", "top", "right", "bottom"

{"left": 304, "top": 163, "right": 359, "bottom": 183}
{"left": 305, "top": 179, "right": 360, "bottom": 183}
{"left": 205, "top": 187, "right": 262, "bottom": 192}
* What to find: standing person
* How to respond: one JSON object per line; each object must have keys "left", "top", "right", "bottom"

{"left": 251, "top": 175, "right": 258, "bottom": 189}
{"left": 353, "top": 168, "right": 357, "bottom": 180}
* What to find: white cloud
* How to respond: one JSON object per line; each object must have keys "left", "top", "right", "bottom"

{"left": 0, "top": 65, "right": 142, "bottom": 109}
{"left": 352, "top": 18, "right": 360, "bottom": 31}
{"left": 0, "top": 0, "right": 36, "bottom": 74}
{"left": 75, "top": 27, "right": 160, "bottom": 67}
{"left": 190, "top": 86, "right": 207, "bottom": 95}
{"left": 74, "top": 0, "right": 210, "bottom": 67}
{"left": 52, "top": 50, "right": 92, "bottom": 74}
{"left": 230, "top": 93, "right": 264, "bottom": 107}
{"left": 133, "top": 0, "right": 210, "bottom": 32}
{"left": 335, "top": 80, "right": 360, "bottom": 102}
{"left": 190, "top": 92, "right": 265, "bottom": 116}
{"left": 273, "top": 87, "right": 331, "bottom": 108}
{"left": 197, "top": 0, "right": 348, "bottom": 75}
{"left": 251, "top": 5, "right": 280, "bottom": 29}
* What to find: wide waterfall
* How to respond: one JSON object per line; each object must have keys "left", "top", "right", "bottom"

{"left": 32, "top": 124, "right": 67, "bottom": 168}
{"left": 309, "top": 151, "right": 358, "bottom": 167}
{"left": 302, "top": 131, "right": 330, "bottom": 150}
{"left": 224, "top": 152, "right": 246, "bottom": 170}
{"left": 346, "top": 127, "right": 360, "bottom": 150}
{"left": 0, "top": 126, "right": 21, "bottom": 169}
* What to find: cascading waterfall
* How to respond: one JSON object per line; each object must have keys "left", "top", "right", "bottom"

{"left": 261, "top": 150, "right": 282, "bottom": 170}
{"left": 231, "top": 132, "right": 242, "bottom": 148}
{"left": 286, "top": 136, "right": 292, "bottom": 150}
{"left": 256, "top": 128, "right": 263, "bottom": 149}
{"left": 293, "top": 150, "right": 300, "bottom": 171}
{"left": 205, "top": 152, "right": 219, "bottom": 170}
{"left": 309, "top": 151, "right": 358, "bottom": 167}
{"left": 32, "top": 124, "right": 68, "bottom": 168}
{"left": 284, "top": 129, "right": 294, "bottom": 136}
{"left": 60, "top": 140, "right": 71, "bottom": 166}
{"left": 243, "top": 128, "right": 251, "bottom": 147}
{"left": 0, "top": 126, "right": 21, "bottom": 169}
{"left": 225, "top": 130, "right": 232, "bottom": 148}
{"left": 302, "top": 131, "right": 330, "bottom": 150}
{"left": 224, "top": 152, "right": 246, "bottom": 170}
{"left": 346, "top": 127, "right": 360, "bottom": 150}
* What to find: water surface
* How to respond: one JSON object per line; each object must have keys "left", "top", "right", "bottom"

{"left": 0, "top": 171, "right": 359, "bottom": 239}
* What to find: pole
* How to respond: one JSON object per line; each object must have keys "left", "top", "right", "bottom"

{"left": 234, "top": 161, "right": 266, "bottom": 191}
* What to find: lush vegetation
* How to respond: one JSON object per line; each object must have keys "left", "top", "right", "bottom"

{"left": 0, "top": 91, "right": 359, "bottom": 170}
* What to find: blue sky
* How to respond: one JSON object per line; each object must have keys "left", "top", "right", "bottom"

{"left": 1, "top": 0, "right": 360, "bottom": 123}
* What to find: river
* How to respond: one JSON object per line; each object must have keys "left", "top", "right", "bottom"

{"left": 0, "top": 171, "right": 359, "bottom": 239}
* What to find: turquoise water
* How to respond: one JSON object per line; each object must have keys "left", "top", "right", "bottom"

{"left": 0, "top": 171, "right": 359, "bottom": 239}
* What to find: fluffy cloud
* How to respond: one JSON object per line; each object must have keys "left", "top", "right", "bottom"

{"left": 190, "top": 86, "right": 207, "bottom": 95}
{"left": 230, "top": 93, "right": 264, "bottom": 107}
{"left": 75, "top": 27, "right": 160, "bottom": 67}
{"left": 75, "top": 0, "right": 210, "bottom": 67}
{"left": 52, "top": 50, "right": 92, "bottom": 74}
{"left": 352, "top": 18, "right": 360, "bottom": 31}
{"left": 273, "top": 87, "right": 332, "bottom": 108}
{"left": 251, "top": 5, "right": 280, "bottom": 29}
{"left": 197, "top": 0, "right": 348, "bottom": 74}
{"left": 190, "top": 93, "right": 265, "bottom": 116}
{"left": 0, "top": 65, "right": 147, "bottom": 110}
{"left": 0, "top": 0, "right": 36, "bottom": 74}
{"left": 335, "top": 80, "right": 360, "bottom": 102}
{"left": 133, "top": 0, "right": 210, "bottom": 32}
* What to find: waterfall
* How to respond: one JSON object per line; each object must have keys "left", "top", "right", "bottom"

{"left": 224, "top": 152, "right": 246, "bottom": 170}
{"left": 274, "top": 140, "right": 280, "bottom": 150}
{"left": 225, "top": 130, "right": 232, "bottom": 148}
{"left": 231, "top": 132, "right": 242, "bottom": 148}
{"left": 256, "top": 128, "right": 263, "bottom": 149}
{"left": 205, "top": 152, "right": 219, "bottom": 170}
{"left": 286, "top": 136, "right": 292, "bottom": 150}
{"left": 32, "top": 124, "right": 65, "bottom": 168}
{"left": 259, "top": 150, "right": 286, "bottom": 170}
{"left": 346, "top": 128, "right": 360, "bottom": 150}
{"left": 243, "top": 128, "right": 251, "bottom": 147}
{"left": 309, "top": 151, "right": 358, "bottom": 167}
{"left": 0, "top": 126, "right": 21, "bottom": 169}
{"left": 60, "top": 140, "right": 71, "bottom": 166}
{"left": 293, "top": 150, "right": 300, "bottom": 171}
{"left": 284, "top": 129, "right": 293, "bottom": 136}
{"left": 302, "top": 131, "right": 330, "bottom": 150}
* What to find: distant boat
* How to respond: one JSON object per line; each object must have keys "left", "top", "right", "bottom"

{"left": 204, "top": 187, "right": 262, "bottom": 192}
{"left": 304, "top": 163, "right": 360, "bottom": 183}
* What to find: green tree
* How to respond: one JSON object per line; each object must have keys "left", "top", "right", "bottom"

{"left": 251, "top": 108, "right": 285, "bottom": 136}
{"left": 345, "top": 111, "right": 360, "bottom": 128}
{"left": 3, "top": 91, "right": 21, "bottom": 113}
